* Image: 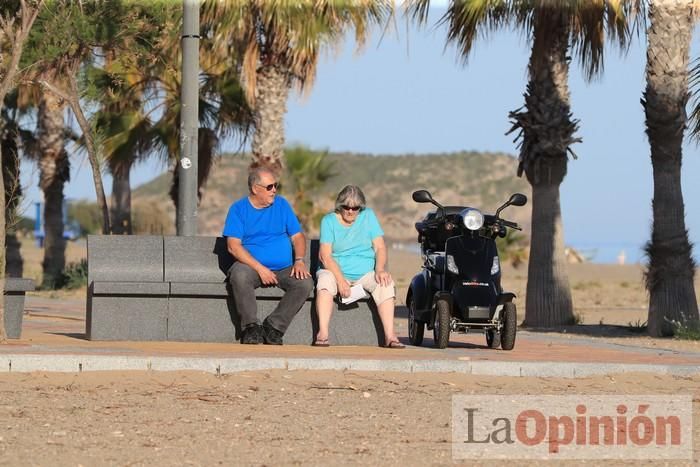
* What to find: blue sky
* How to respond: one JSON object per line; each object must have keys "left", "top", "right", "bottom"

{"left": 19, "top": 7, "right": 700, "bottom": 263}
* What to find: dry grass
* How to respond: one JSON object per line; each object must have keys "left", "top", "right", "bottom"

{"left": 17, "top": 235, "right": 87, "bottom": 298}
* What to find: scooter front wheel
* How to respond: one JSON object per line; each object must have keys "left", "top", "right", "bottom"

{"left": 433, "top": 299, "right": 451, "bottom": 349}
{"left": 500, "top": 302, "right": 517, "bottom": 351}
{"left": 408, "top": 298, "right": 424, "bottom": 346}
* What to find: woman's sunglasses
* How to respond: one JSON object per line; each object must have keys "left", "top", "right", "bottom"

{"left": 256, "top": 182, "right": 279, "bottom": 192}
{"left": 341, "top": 205, "right": 362, "bottom": 212}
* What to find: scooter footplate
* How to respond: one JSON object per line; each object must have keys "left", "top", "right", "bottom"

{"left": 467, "top": 306, "right": 491, "bottom": 319}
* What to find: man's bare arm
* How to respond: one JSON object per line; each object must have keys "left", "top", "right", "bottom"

{"left": 290, "top": 232, "right": 311, "bottom": 279}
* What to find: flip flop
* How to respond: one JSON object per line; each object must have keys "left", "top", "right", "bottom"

{"left": 384, "top": 339, "right": 405, "bottom": 349}
{"left": 313, "top": 338, "right": 330, "bottom": 347}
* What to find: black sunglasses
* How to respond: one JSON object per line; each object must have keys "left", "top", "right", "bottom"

{"left": 341, "top": 205, "right": 362, "bottom": 212}
{"left": 257, "top": 182, "right": 279, "bottom": 191}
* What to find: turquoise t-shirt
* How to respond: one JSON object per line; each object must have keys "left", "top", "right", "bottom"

{"left": 319, "top": 208, "right": 384, "bottom": 280}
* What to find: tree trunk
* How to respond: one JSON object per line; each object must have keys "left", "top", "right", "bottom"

{"left": 2, "top": 124, "right": 23, "bottom": 276}
{"left": 37, "top": 90, "right": 69, "bottom": 289}
{"left": 250, "top": 65, "right": 289, "bottom": 176}
{"left": 509, "top": 15, "right": 577, "bottom": 327}
{"left": 643, "top": 0, "right": 699, "bottom": 337}
{"left": 40, "top": 75, "right": 111, "bottom": 234}
{"left": 0, "top": 121, "right": 5, "bottom": 341}
{"left": 110, "top": 160, "right": 133, "bottom": 235}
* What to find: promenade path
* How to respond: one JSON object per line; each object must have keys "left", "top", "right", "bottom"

{"left": 2, "top": 296, "right": 699, "bottom": 377}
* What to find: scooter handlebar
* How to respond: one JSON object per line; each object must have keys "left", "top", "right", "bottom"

{"left": 500, "top": 219, "right": 521, "bottom": 231}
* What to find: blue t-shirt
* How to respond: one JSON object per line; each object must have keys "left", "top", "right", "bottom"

{"left": 319, "top": 208, "right": 384, "bottom": 280}
{"left": 222, "top": 196, "right": 301, "bottom": 271}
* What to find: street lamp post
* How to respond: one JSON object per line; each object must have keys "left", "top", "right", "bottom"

{"left": 177, "top": 0, "right": 199, "bottom": 236}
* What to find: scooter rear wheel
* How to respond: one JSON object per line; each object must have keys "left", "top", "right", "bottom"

{"left": 408, "top": 298, "right": 424, "bottom": 346}
{"left": 486, "top": 329, "right": 501, "bottom": 349}
{"left": 500, "top": 302, "right": 517, "bottom": 351}
{"left": 433, "top": 299, "right": 450, "bottom": 349}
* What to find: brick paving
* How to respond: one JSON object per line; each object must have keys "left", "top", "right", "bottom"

{"left": 1, "top": 296, "right": 698, "bottom": 371}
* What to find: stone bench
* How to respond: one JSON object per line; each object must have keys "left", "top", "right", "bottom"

{"left": 86, "top": 235, "right": 384, "bottom": 345}
{"left": 3, "top": 277, "right": 36, "bottom": 339}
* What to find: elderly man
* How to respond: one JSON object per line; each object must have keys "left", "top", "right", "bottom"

{"left": 223, "top": 167, "right": 313, "bottom": 344}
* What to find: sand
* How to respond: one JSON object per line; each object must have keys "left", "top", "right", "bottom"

{"left": 0, "top": 370, "right": 698, "bottom": 465}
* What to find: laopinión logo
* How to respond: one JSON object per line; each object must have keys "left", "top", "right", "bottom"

{"left": 452, "top": 395, "right": 693, "bottom": 460}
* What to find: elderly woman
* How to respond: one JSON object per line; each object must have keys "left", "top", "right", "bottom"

{"left": 314, "top": 185, "right": 404, "bottom": 348}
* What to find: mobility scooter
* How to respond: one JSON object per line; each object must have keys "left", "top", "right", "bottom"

{"left": 406, "top": 190, "right": 527, "bottom": 350}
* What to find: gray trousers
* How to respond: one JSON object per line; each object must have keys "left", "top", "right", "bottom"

{"left": 228, "top": 262, "right": 313, "bottom": 333}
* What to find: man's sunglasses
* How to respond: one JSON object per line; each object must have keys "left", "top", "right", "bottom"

{"left": 257, "top": 182, "right": 279, "bottom": 191}
{"left": 341, "top": 205, "right": 362, "bottom": 212}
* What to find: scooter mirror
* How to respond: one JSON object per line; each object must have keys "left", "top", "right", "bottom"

{"left": 412, "top": 190, "right": 434, "bottom": 203}
{"left": 508, "top": 193, "right": 527, "bottom": 207}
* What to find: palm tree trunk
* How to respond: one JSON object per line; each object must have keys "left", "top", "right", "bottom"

{"left": 643, "top": 0, "right": 699, "bottom": 337}
{"left": 250, "top": 65, "right": 289, "bottom": 175}
{"left": 2, "top": 128, "right": 23, "bottom": 277}
{"left": 510, "top": 15, "right": 577, "bottom": 327}
{"left": 37, "top": 91, "right": 69, "bottom": 289}
{"left": 110, "top": 161, "right": 133, "bottom": 235}
{"left": 0, "top": 123, "right": 5, "bottom": 341}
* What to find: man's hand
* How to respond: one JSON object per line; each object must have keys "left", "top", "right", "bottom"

{"left": 257, "top": 265, "right": 278, "bottom": 285}
{"left": 338, "top": 279, "right": 352, "bottom": 298}
{"left": 375, "top": 270, "right": 392, "bottom": 287}
{"left": 290, "top": 260, "right": 311, "bottom": 280}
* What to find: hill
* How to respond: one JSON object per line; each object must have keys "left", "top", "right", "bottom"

{"left": 133, "top": 150, "right": 532, "bottom": 241}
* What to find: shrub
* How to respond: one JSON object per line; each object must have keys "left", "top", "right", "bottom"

{"left": 61, "top": 259, "right": 88, "bottom": 290}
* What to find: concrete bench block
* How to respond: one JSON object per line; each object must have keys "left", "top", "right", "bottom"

{"left": 92, "top": 281, "right": 170, "bottom": 295}
{"left": 169, "top": 282, "right": 228, "bottom": 297}
{"left": 87, "top": 284, "right": 168, "bottom": 341}
{"left": 164, "top": 236, "right": 232, "bottom": 283}
{"left": 167, "top": 296, "right": 237, "bottom": 342}
{"left": 3, "top": 278, "right": 36, "bottom": 339}
{"left": 88, "top": 235, "right": 164, "bottom": 283}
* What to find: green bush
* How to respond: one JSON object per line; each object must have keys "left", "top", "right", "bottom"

{"left": 61, "top": 259, "right": 88, "bottom": 290}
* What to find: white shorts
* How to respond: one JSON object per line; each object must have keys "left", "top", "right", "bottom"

{"left": 316, "top": 269, "right": 395, "bottom": 305}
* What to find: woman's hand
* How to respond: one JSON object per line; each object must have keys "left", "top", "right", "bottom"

{"left": 375, "top": 270, "right": 392, "bottom": 287}
{"left": 338, "top": 278, "right": 352, "bottom": 298}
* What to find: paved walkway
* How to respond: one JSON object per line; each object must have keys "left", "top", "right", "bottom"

{"left": 2, "top": 296, "right": 699, "bottom": 377}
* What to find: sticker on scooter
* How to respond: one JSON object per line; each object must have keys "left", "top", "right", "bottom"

{"left": 462, "top": 281, "right": 489, "bottom": 287}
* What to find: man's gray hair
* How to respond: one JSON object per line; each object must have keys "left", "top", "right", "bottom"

{"left": 247, "top": 167, "right": 276, "bottom": 192}
{"left": 335, "top": 185, "right": 366, "bottom": 212}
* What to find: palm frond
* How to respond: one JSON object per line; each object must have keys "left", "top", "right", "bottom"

{"left": 688, "top": 57, "right": 700, "bottom": 144}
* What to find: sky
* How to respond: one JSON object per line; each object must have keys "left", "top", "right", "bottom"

{"left": 19, "top": 7, "right": 700, "bottom": 264}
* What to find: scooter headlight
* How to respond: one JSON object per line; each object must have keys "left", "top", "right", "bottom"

{"left": 491, "top": 256, "right": 500, "bottom": 275}
{"left": 446, "top": 255, "right": 459, "bottom": 274}
{"left": 461, "top": 208, "right": 484, "bottom": 231}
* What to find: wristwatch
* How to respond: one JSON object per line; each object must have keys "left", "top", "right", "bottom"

{"left": 294, "top": 257, "right": 305, "bottom": 263}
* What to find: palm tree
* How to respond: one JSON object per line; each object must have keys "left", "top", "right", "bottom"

{"left": 35, "top": 88, "right": 69, "bottom": 287}
{"left": 0, "top": 0, "right": 42, "bottom": 339}
{"left": 204, "top": 0, "right": 391, "bottom": 175}
{"left": 643, "top": 0, "right": 699, "bottom": 336}
{"left": 284, "top": 145, "right": 336, "bottom": 230}
{"left": 104, "top": 3, "right": 253, "bottom": 229}
{"left": 408, "top": 0, "right": 635, "bottom": 327}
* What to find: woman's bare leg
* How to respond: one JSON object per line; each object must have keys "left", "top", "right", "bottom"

{"left": 315, "top": 289, "right": 334, "bottom": 342}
